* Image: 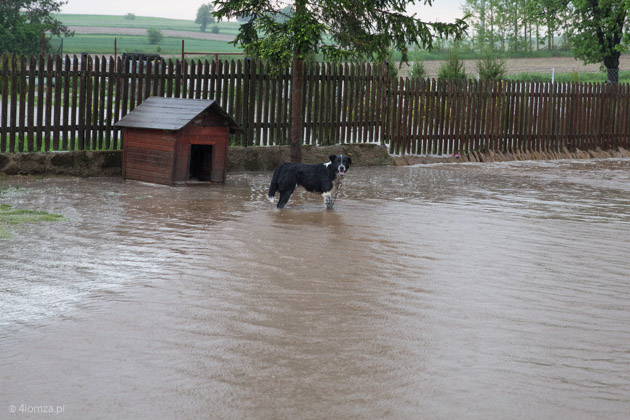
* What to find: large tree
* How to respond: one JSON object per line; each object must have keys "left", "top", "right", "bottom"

{"left": 568, "top": 0, "right": 628, "bottom": 83}
{"left": 0, "top": 0, "right": 71, "bottom": 55}
{"left": 195, "top": 3, "right": 216, "bottom": 33}
{"left": 214, "top": 0, "right": 468, "bottom": 162}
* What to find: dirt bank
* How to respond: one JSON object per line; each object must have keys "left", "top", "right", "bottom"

{"left": 0, "top": 144, "right": 394, "bottom": 177}
{"left": 1, "top": 145, "right": 628, "bottom": 178}
{"left": 226, "top": 144, "right": 394, "bottom": 172}
{"left": 392, "top": 146, "right": 630, "bottom": 165}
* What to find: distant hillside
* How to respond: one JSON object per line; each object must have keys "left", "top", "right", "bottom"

{"left": 55, "top": 14, "right": 241, "bottom": 36}
{"left": 51, "top": 14, "right": 242, "bottom": 55}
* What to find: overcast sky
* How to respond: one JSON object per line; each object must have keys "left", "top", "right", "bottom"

{"left": 59, "top": 0, "right": 466, "bottom": 23}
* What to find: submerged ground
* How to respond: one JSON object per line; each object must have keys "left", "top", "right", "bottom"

{"left": 1, "top": 159, "right": 629, "bottom": 419}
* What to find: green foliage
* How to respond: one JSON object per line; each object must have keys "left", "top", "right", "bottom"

{"left": 196, "top": 3, "right": 216, "bottom": 33}
{"left": 146, "top": 28, "right": 163, "bottom": 45}
{"left": 211, "top": 25, "right": 220, "bottom": 34}
{"left": 213, "top": 0, "right": 468, "bottom": 68}
{"left": 463, "top": 0, "right": 572, "bottom": 53}
{"left": 568, "top": 0, "right": 628, "bottom": 82}
{"left": 410, "top": 61, "right": 427, "bottom": 80}
{"left": 475, "top": 52, "right": 507, "bottom": 80}
{"left": 463, "top": 0, "right": 627, "bottom": 82}
{"left": 438, "top": 50, "right": 467, "bottom": 80}
{"left": 0, "top": 0, "right": 72, "bottom": 54}
{"left": 125, "top": 13, "right": 135, "bottom": 20}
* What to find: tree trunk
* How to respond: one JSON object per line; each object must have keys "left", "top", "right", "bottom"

{"left": 607, "top": 67, "right": 618, "bottom": 84}
{"left": 290, "top": 52, "right": 304, "bottom": 163}
{"left": 605, "top": 54, "right": 620, "bottom": 84}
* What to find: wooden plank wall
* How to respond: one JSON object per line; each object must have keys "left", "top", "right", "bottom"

{"left": 123, "top": 128, "right": 176, "bottom": 185}
{"left": 1, "top": 54, "right": 630, "bottom": 154}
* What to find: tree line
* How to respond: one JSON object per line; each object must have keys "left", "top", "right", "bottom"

{"left": 462, "top": 0, "right": 628, "bottom": 83}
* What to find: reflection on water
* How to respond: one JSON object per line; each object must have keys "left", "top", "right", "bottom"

{"left": 1, "top": 159, "right": 629, "bottom": 419}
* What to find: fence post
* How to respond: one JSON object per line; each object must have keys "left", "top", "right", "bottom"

{"left": 77, "top": 54, "right": 87, "bottom": 150}
{"left": 181, "top": 40, "right": 185, "bottom": 74}
{"left": 9, "top": 55, "right": 18, "bottom": 153}
{"left": 27, "top": 55, "right": 36, "bottom": 152}
{"left": 0, "top": 56, "right": 8, "bottom": 152}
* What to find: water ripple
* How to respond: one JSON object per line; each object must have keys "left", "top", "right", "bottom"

{"left": 1, "top": 160, "right": 629, "bottom": 419}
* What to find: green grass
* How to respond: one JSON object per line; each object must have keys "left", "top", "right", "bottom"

{"left": 52, "top": 13, "right": 243, "bottom": 55}
{"left": 0, "top": 203, "right": 65, "bottom": 239}
{"left": 507, "top": 70, "right": 630, "bottom": 83}
{"left": 401, "top": 49, "right": 575, "bottom": 63}
{"left": 55, "top": 14, "right": 242, "bottom": 36}
{"left": 53, "top": 34, "right": 242, "bottom": 55}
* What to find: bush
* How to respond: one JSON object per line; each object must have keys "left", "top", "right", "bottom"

{"left": 438, "top": 50, "right": 467, "bottom": 80}
{"left": 385, "top": 61, "right": 399, "bottom": 81}
{"left": 125, "top": 13, "right": 135, "bottom": 20}
{"left": 147, "top": 28, "right": 163, "bottom": 45}
{"left": 476, "top": 53, "right": 507, "bottom": 80}
{"left": 211, "top": 25, "right": 220, "bottom": 34}
{"left": 410, "top": 61, "right": 427, "bottom": 80}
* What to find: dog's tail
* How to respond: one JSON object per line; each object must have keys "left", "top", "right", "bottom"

{"left": 267, "top": 167, "right": 280, "bottom": 204}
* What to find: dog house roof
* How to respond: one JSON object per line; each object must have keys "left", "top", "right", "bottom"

{"left": 115, "top": 97, "right": 243, "bottom": 132}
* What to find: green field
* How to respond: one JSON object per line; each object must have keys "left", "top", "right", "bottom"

{"left": 55, "top": 14, "right": 242, "bottom": 35}
{"left": 52, "top": 14, "right": 243, "bottom": 55}
{"left": 52, "top": 34, "right": 242, "bottom": 56}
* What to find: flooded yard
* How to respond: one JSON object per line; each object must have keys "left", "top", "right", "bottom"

{"left": 1, "top": 159, "right": 630, "bottom": 419}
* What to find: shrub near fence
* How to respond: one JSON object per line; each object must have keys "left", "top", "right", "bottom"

{"left": 1, "top": 54, "right": 630, "bottom": 155}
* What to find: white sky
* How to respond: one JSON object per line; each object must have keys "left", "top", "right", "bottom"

{"left": 59, "top": 0, "right": 466, "bottom": 23}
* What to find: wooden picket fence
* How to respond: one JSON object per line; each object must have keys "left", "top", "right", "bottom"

{"left": 1, "top": 54, "right": 630, "bottom": 154}
{"left": 387, "top": 77, "right": 630, "bottom": 155}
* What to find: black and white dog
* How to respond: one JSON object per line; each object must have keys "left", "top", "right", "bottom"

{"left": 268, "top": 154, "right": 352, "bottom": 209}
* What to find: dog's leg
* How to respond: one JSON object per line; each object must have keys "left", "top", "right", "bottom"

{"left": 322, "top": 192, "right": 333, "bottom": 210}
{"left": 323, "top": 178, "right": 342, "bottom": 210}
{"left": 277, "top": 188, "right": 295, "bottom": 208}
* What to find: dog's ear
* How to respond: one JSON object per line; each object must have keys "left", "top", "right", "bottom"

{"left": 328, "top": 154, "right": 337, "bottom": 162}
{"left": 347, "top": 156, "right": 352, "bottom": 165}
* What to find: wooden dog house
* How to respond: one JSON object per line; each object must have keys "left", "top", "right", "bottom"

{"left": 115, "top": 97, "right": 242, "bottom": 186}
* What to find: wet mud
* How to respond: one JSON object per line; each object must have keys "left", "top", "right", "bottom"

{"left": 1, "top": 159, "right": 629, "bottom": 419}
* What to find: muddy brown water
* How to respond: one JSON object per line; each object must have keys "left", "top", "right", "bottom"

{"left": 1, "top": 159, "right": 630, "bottom": 419}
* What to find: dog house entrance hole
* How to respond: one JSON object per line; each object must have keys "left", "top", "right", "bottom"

{"left": 189, "top": 144, "right": 213, "bottom": 181}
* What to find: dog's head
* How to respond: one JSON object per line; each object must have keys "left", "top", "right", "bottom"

{"left": 328, "top": 154, "right": 352, "bottom": 177}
